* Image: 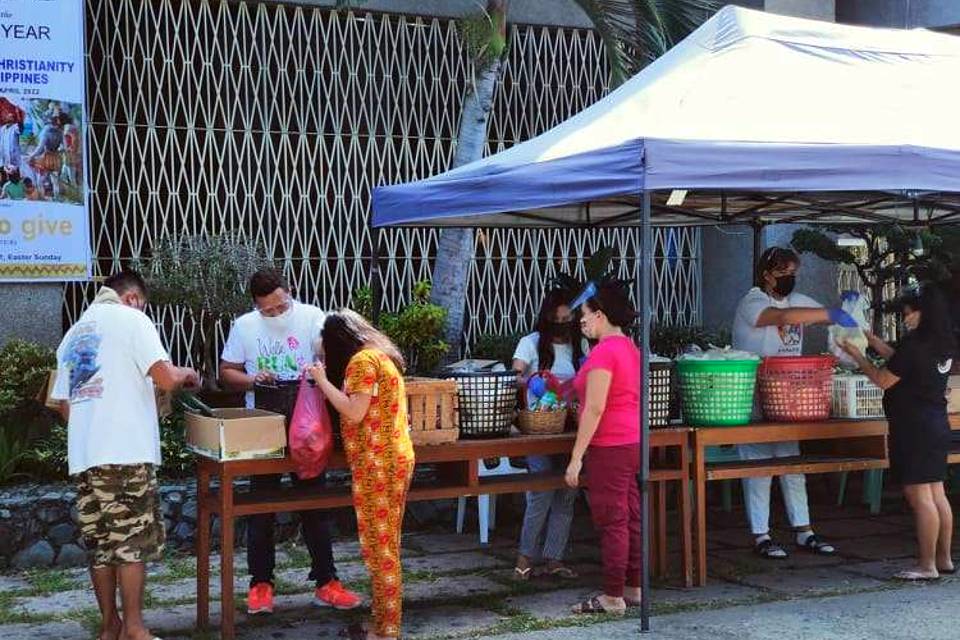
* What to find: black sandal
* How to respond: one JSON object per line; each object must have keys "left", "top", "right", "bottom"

{"left": 754, "top": 538, "right": 788, "bottom": 559}
{"left": 796, "top": 534, "right": 836, "bottom": 555}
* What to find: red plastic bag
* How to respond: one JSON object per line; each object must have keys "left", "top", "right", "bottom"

{"left": 289, "top": 374, "right": 333, "bottom": 480}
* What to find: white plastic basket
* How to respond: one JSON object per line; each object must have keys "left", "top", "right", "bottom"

{"left": 831, "top": 374, "right": 884, "bottom": 419}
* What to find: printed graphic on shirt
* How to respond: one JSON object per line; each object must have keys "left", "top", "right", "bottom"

{"left": 777, "top": 324, "right": 803, "bottom": 352}
{"left": 939, "top": 359, "right": 954, "bottom": 375}
{"left": 256, "top": 337, "right": 306, "bottom": 377}
{"left": 65, "top": 323, "right": 104, "bottom": 402}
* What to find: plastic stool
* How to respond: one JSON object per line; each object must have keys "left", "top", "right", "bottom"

{"left": 456, "top": 457, "right": 527, "bottom": 544}
{"left": 837, "top": 469, "right": 883, "bottom": 514}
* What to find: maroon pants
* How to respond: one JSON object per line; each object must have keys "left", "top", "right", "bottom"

{"left": 584, "top": 443, "right": 642, "bottom": 598}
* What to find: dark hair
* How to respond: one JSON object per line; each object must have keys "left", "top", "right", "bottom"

{"left": 533, "top": 288, "right": 584, "bottom": 372}
{"left": 586, "top": 281, "right": 637, "bottom": 329}
{"left": 104, "top": 269, "right": 147, "bottom": 297}
{"left": 755, "top": 246, "right": 799, "bottom": 287}
{"left": 898, "top": 284, "right": 957, "bottom": 360}
{"left": 22, "top": 178, "right": 33, "bottom": 188}
{"left": 321, "top": 309, "right": 405, "bottom": 390}
{"left": 249, "top": 268, "right": 287, "bottom": 300}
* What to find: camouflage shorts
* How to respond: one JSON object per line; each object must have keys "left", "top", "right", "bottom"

{"left": 75, "top": 464, "right": 165, "bottom": 568}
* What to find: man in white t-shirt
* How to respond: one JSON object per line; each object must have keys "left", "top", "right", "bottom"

{"left": 732, "top": 247, "right": 857, "bottom": 560}
{"left": 52, "top": 270, "right": 199, "bottom": 640}
{"left": 219, "top": 268, "right": 360, "bottom": 615}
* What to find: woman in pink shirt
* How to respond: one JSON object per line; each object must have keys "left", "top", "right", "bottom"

{"left": 566, "top": 281, "right": 641, "bottom": 616}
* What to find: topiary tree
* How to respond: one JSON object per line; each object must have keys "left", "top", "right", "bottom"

{"left": 136, "top": 235, "right": 274, "bottom": 388}
{"left": 791, "top": 224, "right": 951, "bottom": 336}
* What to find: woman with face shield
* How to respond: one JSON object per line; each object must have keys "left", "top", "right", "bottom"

{"left": 511, "top": 288, "right": 584, "bottom": 582}
{"left": 841, "top": 285, "right": 957, "bottom": 581}
{"left": 731, "top": 247, "right": 858, "bottom": 560}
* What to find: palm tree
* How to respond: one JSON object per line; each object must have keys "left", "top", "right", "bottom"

{"left": 431, "top": 0, "right": 720, "bottom": 356}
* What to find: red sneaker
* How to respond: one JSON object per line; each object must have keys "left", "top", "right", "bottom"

{"left": 313, "top": 579, "right": 362, "bottom": 610}
{"left": 246, "top": 582, "right": 274, "bottom": 615}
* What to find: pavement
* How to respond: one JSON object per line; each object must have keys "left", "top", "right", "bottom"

{"left": 0, "top": 477, "right": 956, "bottom": 639}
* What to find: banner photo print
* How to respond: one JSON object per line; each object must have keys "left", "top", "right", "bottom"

{"left": 0, "top": 0, "right": 90, "bottom": 281}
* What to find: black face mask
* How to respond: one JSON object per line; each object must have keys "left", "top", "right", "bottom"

{"left": 549, "top": 321, "right": 575, "bottom": 339}
{"left": 773, "top": 274, "right": 796, "bottom": 297}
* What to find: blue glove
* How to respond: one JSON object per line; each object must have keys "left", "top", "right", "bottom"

{"left": 828, "top": 307, "right": 858, "bottom": 328}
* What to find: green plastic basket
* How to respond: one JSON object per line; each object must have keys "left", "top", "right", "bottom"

{"left": 676, "top": 359, "right": 759, "bottom": 426}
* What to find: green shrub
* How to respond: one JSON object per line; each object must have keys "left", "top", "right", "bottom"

{"left": 0, "top": 340, "right": 57, "bottom": 484}
{"left": 471, "top": 332, "right": 524, "bottom": 365}
{"left": 650, "top": 325, "right": 731, "bottom": 359}
{"left": 27, "top": 411, "right": 194, "bottom": 480}
{"left": 137, "top": 234, "right": 274, "bottom": 387}
{"left": 0, "top": 339, "right": 56, "bottom": 417}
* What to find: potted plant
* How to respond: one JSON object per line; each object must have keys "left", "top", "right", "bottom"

{"left": 137, "top": 234, "right": 273, "bottom": 402}
{"left": 352, "top": 281, "right": 449, "bottom": 376}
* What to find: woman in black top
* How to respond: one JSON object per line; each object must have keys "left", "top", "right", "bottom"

{"left": 841, "top": 285, "right": 957, "bottom": 581}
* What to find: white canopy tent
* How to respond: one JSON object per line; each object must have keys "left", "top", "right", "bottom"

{"left": 369, "top": 6, "right": 960, "bottom": 633}
{"left": 373, "top": 5, "right": 960, "bottom": 229}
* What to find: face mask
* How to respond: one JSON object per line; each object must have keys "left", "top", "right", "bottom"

{"left": 549, "top": 321, "right": 575, "bottom": 340}
{"left": 261, "top": 305, "right": 294, "bottom": 332}
{"left": 773, "top": 274, "right": 796, "bottom": 297}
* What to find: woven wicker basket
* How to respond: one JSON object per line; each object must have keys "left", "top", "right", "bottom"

{"left": 516, "top": 408, "right": 568, "bottom": 435}
{"left": 405, "top": 377, "right": 460, "bottom": 445}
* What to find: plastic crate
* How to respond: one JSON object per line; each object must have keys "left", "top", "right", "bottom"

{"left": 831, "top": 374, "right": 884, "bottom": 419}
{"left": 676, "top": 359, "right": 759, "bottom": 427}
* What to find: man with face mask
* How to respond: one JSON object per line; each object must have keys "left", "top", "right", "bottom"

{"left": 52, "top": 270, "right": 199, "bottom": 640}
{"left": 731, "top": 247, "right": 857, "bottom": 560}
{"left": 220, "top": 268, "right": 361, "bottom": 615}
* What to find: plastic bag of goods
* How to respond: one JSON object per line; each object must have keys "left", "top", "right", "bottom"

{"left": 828, "top": 291, "right": 870, "bottom": 369}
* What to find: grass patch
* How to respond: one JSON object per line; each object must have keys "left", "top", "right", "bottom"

{"left": 161, "top": 556, "right": 197, "bottom": 582}
{"left": 25, "top": 568, "right": 81, "bottom": 594}
{"left": 75, "top": 607, "right": 104, "bottom": 635}
{"left": 279, "top": 544, "right": 312, "bottom": 569}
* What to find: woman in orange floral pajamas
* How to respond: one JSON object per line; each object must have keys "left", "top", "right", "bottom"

{"left": 309, "top": 309, "right": 414, "bottom": 640}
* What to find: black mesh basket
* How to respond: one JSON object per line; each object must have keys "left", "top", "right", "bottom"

{"left": 648, "top": 361, "right": 673, "bottom": 428}
{"left": 254, "top": 380, "right": 300, "bottom": 425}
{"left": 448, "top": 370, "right": 518, "bottom": 439}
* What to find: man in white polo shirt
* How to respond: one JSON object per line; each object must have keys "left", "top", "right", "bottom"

{"left": 220, "top": 268, "right": 360, "bottom": 615}
{"left": 52, "top": 270, "right": 199, "bottom": 640}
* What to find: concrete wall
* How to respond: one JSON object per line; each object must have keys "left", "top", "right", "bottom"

{"left": 0, "top": 285, "right": 63, "bottom": 348}
{"left": 765, "top": 0, "right": 835, "bottom": 21}
{"left": 837, "top": 0, "right": 960, "bottom": 28}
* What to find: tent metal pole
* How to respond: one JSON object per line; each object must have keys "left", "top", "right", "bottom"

{"left": 752, "top": 220, "right": 765, "bottom": 276}
{"left": 639, "top": 190, "right": 652, "bottom": 633}
{"left": 369, "top": 222, "right": 382, "bottom": 324}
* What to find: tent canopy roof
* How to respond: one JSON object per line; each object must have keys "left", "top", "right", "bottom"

{"left": 372, "top": 6, "right": 960, "bottom": 229}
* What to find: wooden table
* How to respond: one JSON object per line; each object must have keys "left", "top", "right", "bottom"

{"left": 196, "top": 428, "right": 692, "bottom": 640}
{"left": 690, "top": 419, "right": 889, "bottom": 586}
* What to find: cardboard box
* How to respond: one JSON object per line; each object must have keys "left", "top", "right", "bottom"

{"left": 36, "top": 370, "right": 63, "bottom": 411}
{"left": 185, "top": 408, "right": 287, "bottom": 461}
{"left": 949, "top": 375, "right": 960, "bottom": 415}
{"left": 37, "top": 369, "right": 175, "bottom": 417}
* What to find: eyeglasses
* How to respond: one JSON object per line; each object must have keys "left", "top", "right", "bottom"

{"left": 257, "top": 296, "right": 292, "bottom": 318}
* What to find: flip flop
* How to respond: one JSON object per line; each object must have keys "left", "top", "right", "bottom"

{"left": 571, "top": 596, "right": 625, "bottom": 616}
{"left": 893, "top": 569, "right": 940, "bottom": 582}
{"left": 512, "top": 566, "right": 532, "bottom": 582}
{"left": 541, "top": 565, "right": 579, "bottom": 580}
